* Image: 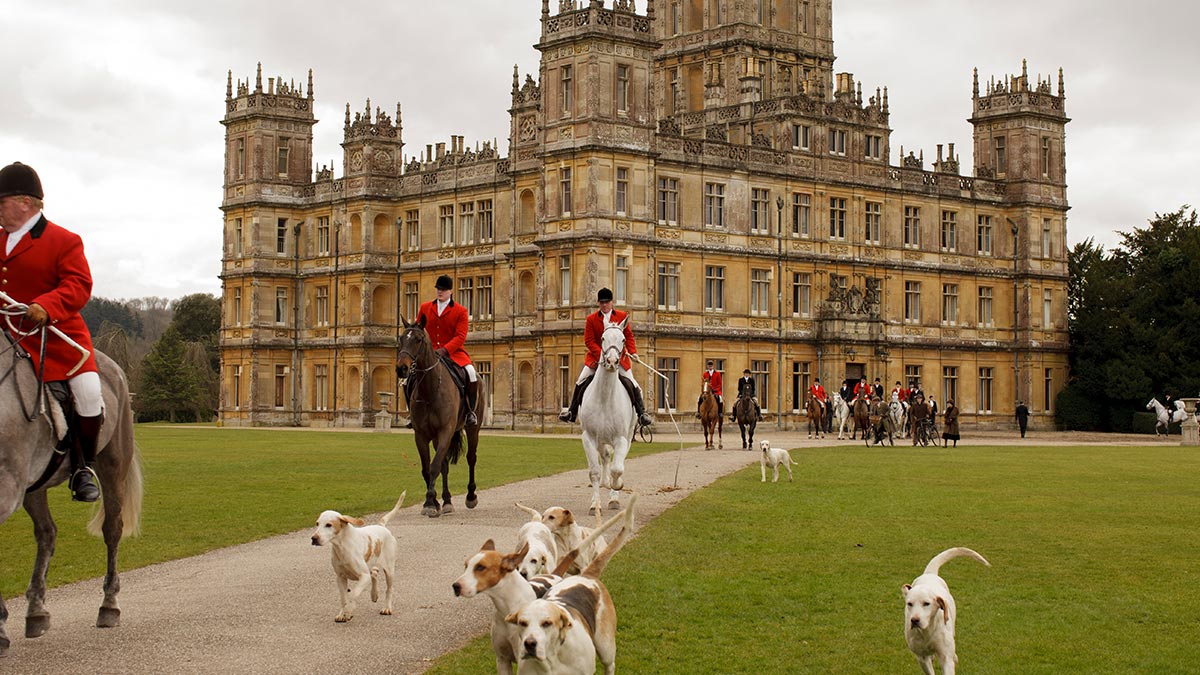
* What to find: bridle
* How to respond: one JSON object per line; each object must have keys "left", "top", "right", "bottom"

{"left": 397, "top": 326, "right": 441, "bottom": 404}
{"left": 600, "top": 324, "right": 626, "bottom": 369}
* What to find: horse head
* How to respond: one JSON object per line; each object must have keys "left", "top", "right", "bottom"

{"left": 396, "top": 314, "right": 433, "bottom": 379}
{"left": 599, "top": 318, "right": 628, "bottom": 371}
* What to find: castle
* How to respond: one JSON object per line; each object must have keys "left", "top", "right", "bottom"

{"left": 219, "top": 0, "right": 1069, "bottom": 431}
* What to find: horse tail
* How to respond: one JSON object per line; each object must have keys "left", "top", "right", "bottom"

{"left": 88, "top": 416, "right": 144, "bottom": 539}
{"left": 447, "top": 429, "right": 464, "bottom": 465}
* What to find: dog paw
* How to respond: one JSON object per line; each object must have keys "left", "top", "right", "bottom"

{"left": 335, "top": 613, "right": 352, "bottom": 623}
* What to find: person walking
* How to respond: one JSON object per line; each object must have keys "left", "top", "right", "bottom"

{"left": 1015, "top": 400, "right": 1030, "bottom": 438}
{"left": 942, "top": 399, "right": 960, "bottom": 447}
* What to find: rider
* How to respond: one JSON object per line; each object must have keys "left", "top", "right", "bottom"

{"left": 809, "top": 376, "right": 828, "bottom": 422}
{"left": 872, "top": 377, "right": 884, "bottom": 400}
{"left": 696, "top": 359, "right": 724, "bottom": 421}
{"left": 417, "top": 274, "right": 479, "bottom": 427}
{"left": 854, "top": 377, "right": 870, "bottom": 402}
{"left": 558, "top": 287, "right": 653, "bottom": 427}
{"left": 0, "top": 162, "right": 101, "bottom": 502}
{"left": 892, "top": 380, "right": 908, "bottom": 403}
{"left": 732, "top": 368, "right": 763, "bottom": 422}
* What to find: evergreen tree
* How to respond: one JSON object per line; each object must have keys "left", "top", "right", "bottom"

{"left": 137, "top": 325, "right": 201, "bottom": 423}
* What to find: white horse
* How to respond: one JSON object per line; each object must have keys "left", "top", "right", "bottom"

{"left": 1146, "top": 398, "right": 1189, "bottom": 436}
{"left": 889, "top": 392, "right": 907, "bottom": 433}
{"left": 831, "top": 392, "right": 851, "bottom": 440}
{"left": 578, "top": 319, "right": 636, "bottom": 514}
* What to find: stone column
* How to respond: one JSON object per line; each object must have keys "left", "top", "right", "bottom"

{"left": 1179, "top": 398, "right": 1199, "bottom": 446}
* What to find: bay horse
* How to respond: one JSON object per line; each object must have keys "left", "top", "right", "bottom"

{"left": 699, "top": 387, "right": 723, "bottom": 450}
{"left": 396, "top": 315, "right": 486, "bottom": 518}
{"left": 805, "top": 395, "right": 824, "bottom": 439}
{"left": 0, "top": 333, "right": 142, "bottom": 656}
{"left": 578, "top": 319, "right": 636, "bottom": 513}
{"left": 852, "top": 393, "right": 871, "bottom": 441}
{"left": 732, "top": 395, "right": 756, "bottom": 450}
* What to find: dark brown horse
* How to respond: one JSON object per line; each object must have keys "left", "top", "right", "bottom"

{"left": 395, "top": 315, "right": 487, "bottom": 518}
{"left": 852, "top": 394, "right": 871, "bottom": 441}
{"left": 698, "top": 389, "right": 722, "bottom": 450}
{"left": 805, "top": 395, "right": 824, "bottom": 439}
{"left": 733, "top": 395, "right": 757, "bottom": 449}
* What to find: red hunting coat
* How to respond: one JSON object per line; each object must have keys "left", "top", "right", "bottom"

{"left": 0, "top": 215, "right": 98, "bottom": 380}
{"left": 702, "top": 369, "right": 723, "bottom": 396}
{"left": 583, "top": 309, "right": 637, "bottom": 370}
{"left": 417, "top": 299, "right": 472, "bottom": 367}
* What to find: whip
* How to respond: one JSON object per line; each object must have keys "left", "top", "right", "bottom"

{"left": 629, "top": 353, "right": 688, "bottom": 487}
{"left": 0, "top": 290, "right": 92, "bottom": 376}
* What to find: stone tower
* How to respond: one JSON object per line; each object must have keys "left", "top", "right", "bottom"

{"left": 341, "top": 100, "right": 404, "bottom": 180}
{"left": 222, "top": 63, "right": 316, "bottom": 193}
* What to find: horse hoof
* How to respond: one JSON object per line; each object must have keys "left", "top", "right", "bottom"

{"left": 96, "top": 607, "right": 121, "bottom": 629}
{"left": 589, "top": 506, "right": 600, "bottom": 516}
{"left": 466, "top": 496, "right": 478, "bottom": 509}
{"left": 25, "top": 614, "right": 50, "bottom": 638}
{"left": 608, "top": 500, "right": 621, "bottom": 511}
{"left": 0, "top": 636, "right": 9, "bottom": 656}
{"left": 422, "top": 506, "right": 441, "bottom": 518}
{"left": 441, "top": 503, "right": 455, "bottom": 515}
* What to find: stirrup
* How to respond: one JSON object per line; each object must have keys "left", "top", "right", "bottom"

{"left": 558, "top": 409, "right": 575, "bottom": 423}
{"left": 637, "top": 413, "right": 653, "bottom": 428}
{"left": 69, "top": 466, "right": 100, "bottom": 503}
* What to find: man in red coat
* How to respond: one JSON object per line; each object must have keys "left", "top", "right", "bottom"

{"left": 0, "top": 162, "right": 101, "bottom": 501}
{"left": 558, "top": 287, "right": 652, "bottom": 427}
{"left": 696, "top": 359, "right": 724, "bottom": 420}
{"left": 416, "top": 274, "right": 479, "bottom": 426}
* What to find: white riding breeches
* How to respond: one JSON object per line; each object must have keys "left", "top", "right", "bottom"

{"left": 575, "top": 364, "right": 642, "bottom": 391}
{"left": 464, "top": 363, "right": 478, "bottom": 383}
{"left": 69, "top": 371, "right": 104, "bottom": 418}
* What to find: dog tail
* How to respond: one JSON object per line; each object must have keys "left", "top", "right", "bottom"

{"left": 550, "top": 496, "right": 635, "bottom": 577}
{"left": 378, "top": 491, "right": 407, "bottom": 527}
{"left": 515, "top": 502, "right": 543, "bottom": 522}
{"left": 924, "top": 547, "right": 990, "bottom": 576}
{"left": 581, "top": 493, "right": 639, "bottom": 580}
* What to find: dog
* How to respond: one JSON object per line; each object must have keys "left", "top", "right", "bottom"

{"left": 310, "top": 491, "right": 406, "bottom": 623}
{"left": 902, "top": 547, "right": 990, "bottom": 675}
{"left": 759, "top": 440, "right": 796, "bottom": 482}
{"left": 513, "top": 503, "right": 560, "bottom": 578}
{"left": 454, "top": 496, "right": 636, "bottom": 675}
{"left": 537, "top": 505, "right": 609, "bottom": 575}
{"left": 504, "top": 497, "right": 636, "bottom": 675}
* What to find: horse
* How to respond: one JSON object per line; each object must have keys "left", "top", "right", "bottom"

{"left": 889, "top": 392, "right": 907, "bottom": 434}
{"left": 699, "top": 387, "right": 723, "bottom": 451}
{"left": 732, "top": 395, "right": 757, "bottom": 450}
{"left": 831, "top": 392, "right": 850, "bottom": 440}
{"left": 0, "top": 336, "right": 143, "bottom": 656}
{"left": 577, "top": 318, "right": 636, "bottom": 514}
{"left": 396, "top": 314, "right": 487, "bottom": 518}
{"left": 852, "top": 394, "right": 871, "bottom": 441}
{"left": 805, "top": 395, "right": 824, "bottom": 439}
{"left": 1146, "top": 397, "right": 1189, "bottom": 436}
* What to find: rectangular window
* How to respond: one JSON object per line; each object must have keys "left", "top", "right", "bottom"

{"left": 276, "top": 140, "right": 289, "bottom": 175}
{"left": 234, "top": 218, "right": 244, "bottom": 256}
{"left": 941, "top": 210, "right": 957, "bottom": 252}
{"left": 560, "top": 355, "right": 572, "bottom": 410}
{"left": 792, "top": 193, "right": 810, "bottom": 237}
{"left": 657, "top": 357, "right": 678, "bottom": 411}
{"left": 791, "top": 362, "right": 811, "bottom": 413}
{"left": 314, "top": 364, "right": 329, "bottom": 411}
{"left": 793, "top": 124, "right": 810, "bottom": 150}
{"left": 750, "top": 268, "right": 770, "bottom": 316}
{"left": 477, "top": 361, "right": 493, "bottom": 411}
{"left": 704, "top": 183, "right": 725, "bottom": 228}
{"left": 671, "top": 2, "right": 681, "bottom": 34}
{"left": 657, "top": 262, "right": 680, "bottom": 310}
{"left": 405, "top": 209, "right": 420, "bottom": 250}
{"left": 1043, "top": 288, "right": 1053, "bottom": 328}
{"left": 751, "top": 188, "right": 770, "bottom": 233}
{"left": 942, "top": 283, "right": 958, "bottom": 325}
{"left": 235, "top": 139, "right": 245, "bottom": 178}
{"left": 477, "top": 200, "right": 494, "bottom": 243}
{"left": 905, "top": 365, "right": 922, "bottom": 390}
{"left": 615, "top": 255, "right": 629, "bottom": 304}
{"left": 561, "top": 65, "right": 573, "bottom": 115}
{"left": 274, "top": 365, "right": 286, "bottom": 408}
{"left": 864, "top": 201, "right": 881, "bottom": 245}
{"left": 976, "top": 215, "right": 993, "bottom": 256}
{"left": 232, "top": 288, "right": 242, "bottom": 327}
{"left": 559, "top": 255, "right": 571, "bottom": 307}
{"left": 477, "top": 276, "right": 494, "bottom": 319}
{"left": 828, "top": 197, "right": 846, "bottom": 240}
{"left": 1042, "top": 218, "right": 1052, "bottom": 258}
{"left": 276, "top": 218, "right": 287, "bottom": 255}
{"left": 1041, "top": 137, "right": 1051, "bottom": 177}
{"left": 561, "top": 168, "right": 573, "bottom": 216}
{"left": 827, "top": 128, "right": 846, "bottom": 156}
{"left": 316, "top": 285, "right": 329, "bottom": 327}
{"left": 231, "top": 365, "right": 242, "bottom": 410}
{"left": 751, "top": 360, "right": 770, "bottom": 412}
{"left": 459, "top": 277, "right": 475, "bottom": 318}
{"left": 705, "top": 265, "right": 725, "bottom": 311}
{"left": 1044, "top": 368, "right": 1054, "bottom": 412}
{"left": 903, "top": 206, "right": 921, "bottom": 249}
{"left": 657, "top": 177, "right": 678, "bottom": 223}
{"left": 275, "top": 287, "right": 287, "bottom": 324}
{"left": 439, "top": 205, "right": 454, "bottom": 246}
{"left": 316, "top": 216, "right": 330, "bottom": 255}
{"left": 616, "top": 65, "right": 630, "bottom": 113}
{"left": 978, "top": 287, "right": 994, "bottom": 326}
{"left": 404, "top": 282, "right": 420, "bottom": 322}
{"left": 904, "top": 281, "right": 921, "bottom": 324}
{"left": 995, "top": 136, "right": 1007, "bottom": 175}
{"left": 792, "top": 272, "right": 812, "bottom": 317}
{"left": 864, "top": 134, "right": 883, "bottom": 160}
{"left": 615, "top": 168, "right": 628, "bottom": 215}
{"left": 978, "top": 367, "right": 994, "bottom": 413}
{"left": 669, "top": 68, "right": 680, "bottom": 115}
{"left": 459, "top": 201, "right": 475, "bottom": 245}
{"left": 942, "top": 366, "right": 958, "bottom": 407}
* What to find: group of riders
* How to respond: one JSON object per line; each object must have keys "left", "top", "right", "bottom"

{"left": 807, "top": 376, "right": 951, "bottom": 443}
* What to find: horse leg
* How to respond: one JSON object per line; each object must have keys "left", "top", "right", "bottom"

{"left": 716, "top": 415, "right": 723, "bottom": 451}
{"left": 464, "top": 430, "right": 479, "bottom": 509}
{"left": 439, "top": 454, "right": 454, "bottom": 515}
{"left": 583, "top": 435, "right": 603, "bottom": 515}
{"left": 415, "top": 436, "right": 440, "bottom": 517}
{"left": 607, "top": 441, "right": 627, "bottom": 511}
{"left": 94, "top": 445, "right": 131, "bottom": 629}
{"left": 0, "top": 485, "right": 21, "bottom": 655}
{"left": 21, "top": 490, "right": 56, "bottom": 638}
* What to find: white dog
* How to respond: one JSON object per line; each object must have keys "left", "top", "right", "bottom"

{"left": 310, "top": 491, "right": 406, "bottom": 623}
{"left": 537, "top": 505, "right": 608, "bottom": 575}
{"left": 902, "top": 547, "right": 990, "bottom": 675}
{"left": 759, "top": 440, "right": 796, "bottom": 482}
{"left": 514, "top": 503, "right": 560, "bottom": 578}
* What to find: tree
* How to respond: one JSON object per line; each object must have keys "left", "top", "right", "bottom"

{"left": 137, "top": 326, "right": 201, "bottom": 423}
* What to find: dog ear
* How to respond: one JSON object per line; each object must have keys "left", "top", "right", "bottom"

{"left": 502, "top": 543, "right": 530, "bottom": 572}
{"left": 560, "top": 509, "right": 575, "bottom": 526}
{"left": 481, "top": 539, "right": 496, "bottom": 551}
{"left": 557, "top": 607, "right": 573, "bottom": 633}
{"left": 936, "top": 595, "right": 951, "bottom": 621}
{"left": 901, "top": 584, "right": 912, "bottom": 598}
{"left": 338, "top": 515, "right": 365, "bottom": 527}
{"left": 505, "top": 610, "right": 520, "bottom": 625}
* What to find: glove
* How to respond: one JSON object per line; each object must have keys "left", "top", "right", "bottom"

{"left": 25, "top": 303, "right": 49, "bottom": 326}
{"left": 435, "top": 347, "right": 449, "bottom": 358}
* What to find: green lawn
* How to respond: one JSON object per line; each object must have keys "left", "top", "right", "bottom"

{"left": 0, "top": 425, "right": 673, "bottom": 597}
{"left": 426, "top": 444, "right": 1200, "bottom": 675}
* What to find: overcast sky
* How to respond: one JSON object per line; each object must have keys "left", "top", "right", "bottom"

{"left": 2, "top": 0, "right": 1195, "bottom": 300}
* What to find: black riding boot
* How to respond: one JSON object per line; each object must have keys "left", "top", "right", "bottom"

{"left": 755, "top": 401, "right": 763, "bottom": 422}
{"left": 696, "top": 395, "right": 704, "bottom": 420}
{"left": 465, "top": 379, "right": 480, "bottom": 427}
{"left": 70, "top": 414, "right": 102, "bottom": 503}
{"left": 619, "top": 376, "right": 653, "bottom": 428}
{"left": 558, "top": 376, "right": 593, "bottom": 423}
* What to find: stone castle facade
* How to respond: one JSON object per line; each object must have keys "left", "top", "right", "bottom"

{"left": 219, "top": 0, "right": 1070, "bottom": 431}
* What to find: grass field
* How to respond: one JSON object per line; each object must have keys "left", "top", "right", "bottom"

{"left": 0, "top": 425, "right": 672, "bottom": 597}
{"left": 425, "top": 443, "right": 1200, "bottom": 675}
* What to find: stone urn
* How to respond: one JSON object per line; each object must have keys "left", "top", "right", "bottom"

{"left": 375, "top": 391, "right": 395, "bottom": 432}
{"left": 1179, "top": 398, "right": 1199, "bottom": 446}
